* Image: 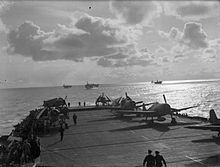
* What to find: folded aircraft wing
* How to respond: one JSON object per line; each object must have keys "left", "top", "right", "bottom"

{"left": 171, "top": 105, "right": 199, "bottom": 112}
{"left": 186, "top": 124, "right": 220, "bottom": 131}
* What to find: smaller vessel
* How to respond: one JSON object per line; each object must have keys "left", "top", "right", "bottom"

{"left": 154, "top": 80, "right": 162, "bottom": 84}
{"left": 63, "top": 84, "right": 72, "bottom": 88}
{"left": 85, "top": 82, "right": 99, "bottom": 89}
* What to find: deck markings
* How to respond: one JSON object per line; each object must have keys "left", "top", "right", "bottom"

{"left": 142, "top": 136, "right": 149, "bottom": 140}
{"left": 130, "top": 130, "right": 135, "bottom": 134}
{"left": 185, "top": 155, "right": 207, "bottom": 166}
{"left": 153, "top": 142, "right": 170, "bottom": 149}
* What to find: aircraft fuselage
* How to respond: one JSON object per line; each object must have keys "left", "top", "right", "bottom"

{"left": 147, "top": 103, "right": 171, "bottom": 117}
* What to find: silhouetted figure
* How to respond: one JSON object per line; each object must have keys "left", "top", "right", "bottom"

{"left": 171, "top": 117, "right": 177, "bottom": 125}
{"left": 78, "top": 102, "right": 81, "bottom": 106}
{"left": 65, "top": 122, "right": 68, "bottom": 129}
{"left": 73, "top": 114, "right": 77, "bottom": 125}
{"left": 68, "top": 102, "right": 70, "bottom": 107}
{"left": 84, "top": 101, "right": 86, "bottom": 107}
{"left": 143, "top": 103, "right": 147, "bottom": 111}
{"left": 143, "top": 150, "right": 155, "bottom": 167}
{"left": 59, "top": 126, "right": 64, "bottom": 141}
{"left": 155, "top": 151, "right": 167, "bottom": 167}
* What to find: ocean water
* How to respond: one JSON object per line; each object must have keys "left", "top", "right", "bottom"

{"left": 1, "top": 79, "right": 220, "bottom": 136}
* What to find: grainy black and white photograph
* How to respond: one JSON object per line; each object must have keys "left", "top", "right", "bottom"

{"left": 0, "top": 0, "right": 220, "bottom": 166}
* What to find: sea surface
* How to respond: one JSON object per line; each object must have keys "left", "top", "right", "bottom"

{"left": 1, "top": 79, "right": 220, "bottom": 136}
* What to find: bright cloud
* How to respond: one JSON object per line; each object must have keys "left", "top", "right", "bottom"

{"left": 0, "top": 1, "right": 11, "bottom": 32}
{"left": 97, "top": 44, "right": 155, "bottom": 67}
{"left": 159, "top": 22, "right": 209, "bottom": 50}
{"left": 159, "top": 27, "right": 182, "bottom": 41}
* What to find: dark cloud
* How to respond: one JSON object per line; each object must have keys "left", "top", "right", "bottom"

{"left": 204, "top": 48, "right": 215, "bottom": 54}
{"left": 7, "top": 14, "right": 140, "bottom": 62}
{"left": 7, "top": 21, "right": 58, "bottom": 61}
{"left": 127, "top": 56, "right": 154, "bottom": 66}
{"left": 97, "top": 58, "right": 114, "bottom": 67}
{"left": 203, "top": 47, "right": 216, "bottom": 61}
{"left": 6, "top": 13, "right": 158, "bottom": 68}
{"left": 162, "top": 57, "right": 169, "bottom": 62}
{"left": 110, "top": 1, "right": 161, "bottom": 25}
{"left": 182, "top": 22, "right": 208, "bottom": 49}
{"left": 173, "top": 54, "right": 186, "bottom": 62}
{"left": 107, "top": 53, "right": 128, "bottom": 59}
{"left": 164, "top": 2, "right": 220, "bottom": 20}
{"left": 177, "top": 4, "right": 209, "bottom": 17}
{"left": 174, "top": 54, "right": 184, "bottom": 59}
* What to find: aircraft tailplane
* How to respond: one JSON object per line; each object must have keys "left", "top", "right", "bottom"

{"left": 209, "top": 109, "right": 219, "bottom": 124}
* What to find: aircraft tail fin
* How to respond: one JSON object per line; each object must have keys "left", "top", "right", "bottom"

{"left": 209, "top": 109, "right": 218, "bottom": 124}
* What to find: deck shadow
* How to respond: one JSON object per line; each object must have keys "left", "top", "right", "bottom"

{"left": 109, "top": 123, "right": 170, "bottom": 132}
{"left": 138, "top": 120, "right": 199, "bottom": 126}
{"left": 39, "top": 126, "right": 71, "bottom": 138}
{"left": 192, "top": 136, "right": 220, "bottom": 145}
{"left": 109, "top": 120, "right": 199, "bottom": 133}
{"left": 46, "top": 140, "right": 60, "bottom": 148}
{"left": 88, "top": 115, "right": 137, "bottom": 123}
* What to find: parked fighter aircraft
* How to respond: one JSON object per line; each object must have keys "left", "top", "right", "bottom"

{"left": 112, "top": 95, "right": 198, "bottom": 124}
{"left": 110, "top": 92, "right": 144, "bottom": 110}
{"left": 95, "top": 93, "right": 111, "bottom": 106}
{"left": 186, "top": 109, "right": 220, "bottom": 136}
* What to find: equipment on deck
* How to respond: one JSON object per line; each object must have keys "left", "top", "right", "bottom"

{"left": 43, "top": 98, "right": 67, "bottom": 108}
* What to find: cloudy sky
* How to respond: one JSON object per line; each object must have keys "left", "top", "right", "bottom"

{"left": 0, "top": 1, "right": 219, "bottom": 88}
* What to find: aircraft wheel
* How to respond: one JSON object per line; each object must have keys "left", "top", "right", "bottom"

{"left": 171, "top": 118, "right": 177, "bottom": 125}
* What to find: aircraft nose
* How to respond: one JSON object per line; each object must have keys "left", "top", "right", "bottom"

{"left": 165, "top": 104, "right": 171, "bottom": 113}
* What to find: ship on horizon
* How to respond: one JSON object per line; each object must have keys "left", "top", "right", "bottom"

{"left": 151, "top": 80, "right": 162, "bottom": 84}
{"left": 85, "top": 82, "right": 99, "bottom": 89}
{"left": 63, "top": 84, "right": 72, "bottom": 88}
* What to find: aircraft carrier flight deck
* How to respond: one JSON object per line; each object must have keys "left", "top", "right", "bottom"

{"left": 38, "top": 109, "right": 220, "bottom": 167}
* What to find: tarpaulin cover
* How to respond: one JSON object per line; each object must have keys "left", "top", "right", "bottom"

{"left": 43, "top": 98, "right": 66, "bottom": 107}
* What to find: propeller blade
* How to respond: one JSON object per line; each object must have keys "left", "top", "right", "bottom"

{"left": 106, "top": 95, "right": 112, "bottom": 102}
{"left": 163, "top": 94, "right": 167, "bottom": 104}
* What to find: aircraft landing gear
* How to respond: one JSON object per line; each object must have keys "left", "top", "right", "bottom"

{"left": 171, "top": 118, "right": 177, "bottom": 125}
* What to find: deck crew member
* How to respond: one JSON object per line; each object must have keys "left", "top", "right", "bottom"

{"left": 73, "top": 114, "right": 77, "bottom": 125}
{"left": 143, "top": 150, "right": 155, "bottom": 167}
{"left": 59, "top": 126, "right": 64, "bottom": 141}
{"left": 155, "top": 151, "right": 167, "bottom": 167}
